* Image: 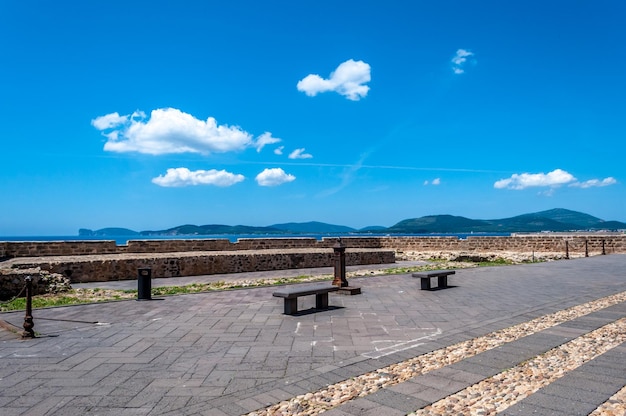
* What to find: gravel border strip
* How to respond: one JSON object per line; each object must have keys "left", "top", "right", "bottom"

{"left": 411, "top": 318, "right": 626, "bottom": 415}
{"left": 247, "top": 291, "right": 626, "bottom": 416}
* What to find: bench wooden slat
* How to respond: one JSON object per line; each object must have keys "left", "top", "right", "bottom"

{"left": 273, "top": 283, "right": 339, "bottom": 299}
{"left": 412, "top": 270, "right": 455, "bottom": 278}
{"left": 273, "top": 283, "right": 339, "bottom": 315}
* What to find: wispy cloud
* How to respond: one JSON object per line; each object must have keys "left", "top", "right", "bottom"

{"left": 451, "top": 49, "right": 474, "bottom": 74}
{"left": 255, "top": 168, "right": 296, "bottom": 186}
{"left": 253, "top": 132, "right": 281, "bottom": 152}
{"left": 570, "top": 177, "right": 617, "bottom": 188}
{"left": 297, "top": 59, "right": 371, "bottom": 101}
{"left": 92, "top": 108, "right": 279, "bottom": 156}
{"left": 288, "top": 148, "right": 313, "bottom": 159}
{"left": 152, "top": 167, "right": 245, "bottom": 187}
{"left": 424, "top": 178, "right": 441, "bottom": 186}
{"left": 494, "top": 169, "right": 617, "bottom": 191}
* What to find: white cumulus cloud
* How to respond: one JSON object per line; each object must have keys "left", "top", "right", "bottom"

{"left": 452, "top": 49, "right": 474, "bottom": 74}
{"left": 494, "top": 169, "right": 576, "bottom": 190}
{"left": 152, "top": 167, "right": 245, "bottom": 187}
{"left": 92, "top": 108, "right": 258, "bottom": 155}
{"left": 297, "top": 59, "right": 371, "bottom": 101}
{"left": 570, "top": 177, "right": 618, "bottom": 188}
{"left": 255, "top": 168, "right": 296, "bottom": 187}
{"left": 288, "top": 148, "right": 313, "bottom": 159}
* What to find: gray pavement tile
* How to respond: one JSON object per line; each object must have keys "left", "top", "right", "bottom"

{"left": 427, "top": 366, "right": 481, "bottom": 384}
{"left": 443, "top": 359, "right": 501, "bottom": 378}
{"left": 338, "top": 397, "right": 406, "bottom": 416}
{"left": 215, "top": 402, "right": 251, "bottom": 416}
{"left": 462, "top": 347, "right": 525, "bottom": 370}
{"left": 555, "top": 371, "right": 625, "bottom": 395}
{"left": 407, "top": 372, "right": 469, "bottom": 394}
{"left": 412, "top": 386, "right": 455, "bottom": 404}
{"left": 365, "top": 388, "right": 430, "bottom": 413}
{"left": 500, "top": 402, "right": 572, "bottom": 415}
{"left": 538, "top": 382, "right": 613, "bottom": 405}
{"left": 515, "top": 391, "right": 599, "bottom": 415}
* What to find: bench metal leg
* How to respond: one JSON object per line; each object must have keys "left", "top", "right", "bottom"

{"left": 420, "top": 278, "right": 431, "bottom": 290}
{"left": 316, "top": 293, "right": 329, "bottom": 309}
{"left": 438, "top": 275, "right": 448, "bottom": 288}
{"left": 284, "top": 298, "right": 298, "bottom": 315}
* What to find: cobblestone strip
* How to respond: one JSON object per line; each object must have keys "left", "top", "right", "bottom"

{"left": 246, "top": 291, "right": 626, "bottom": 416}
{"left": 589, "top": 385, "right": 626, "bottom": 416}
{"left": 410, "top": 317, "right": 626, "bottom": 415}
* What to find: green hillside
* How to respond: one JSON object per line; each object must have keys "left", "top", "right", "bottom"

{"left": 79, "top": 208, "right": 626, "bottom": 236}
{"left": 386, "top": 215, "right": 491, "bottom": 233}
{"left": 140, "top": 224, "right": 283, "bottom": 235}
{"left": 270, "top": 221, "right": 356, "bottom": 233}
{"left": 386, "top": 208, "right": 626, "bottom": 233}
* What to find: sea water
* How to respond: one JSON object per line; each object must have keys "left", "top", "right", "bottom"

{"left": 0, "top": 233, "right": 510, "bottom": 246}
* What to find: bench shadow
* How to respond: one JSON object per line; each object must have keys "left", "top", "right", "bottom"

{"left": 422, "top": 285, "right": 459, "bottom": 292}
{"left": 288, "top": 306, "right": 345, "bottom": 316}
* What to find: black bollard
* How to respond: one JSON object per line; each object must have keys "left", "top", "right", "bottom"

{"left": 565, "top": 241, "right": 569, "bottom": 259}
{"left": 332, "top": 238, "right": 347, "bottom": 287}
{"left": 585, "top": 240, "right": 589, "bottom": 257}
{"left": 602, "top": 239, "right": 606, "bottom": 255}
{"left": 137, "top": 268, "right": 152, "bottom": 301}
{"left": 22, "top": 276, "right": 35, "bottom": 339}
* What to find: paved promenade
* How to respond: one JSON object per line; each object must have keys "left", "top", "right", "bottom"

{"left": 1, "top": 255, "right": 625, "bottom": 415}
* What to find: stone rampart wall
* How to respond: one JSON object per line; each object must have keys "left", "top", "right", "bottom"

{"left": 2, "top": 235, "right": 623, "bottom": 259}
{"left": 8, "top": 249, "right": 395, "bottom": 283}
{"left": 0, "top": 241, "right": 119, "bottom": 259}
{"left": 377, "top": 235, "right": 625, "bottom": 255}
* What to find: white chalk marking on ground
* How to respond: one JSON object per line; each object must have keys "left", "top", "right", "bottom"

{"left": 362, "top": 328, "right": 443, "bottom": 359}
{"left": 295, "top": 322, "right": 301, "bottom": 334}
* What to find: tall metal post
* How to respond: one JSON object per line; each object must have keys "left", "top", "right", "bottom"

{"left": 22, "top": 276, "right": 35, "bottom": 339}
{"left": 332, "top": 238, "right": 348, "bottom": 287}
{"left": 602, "top": 239, "right": 606, "bottom": 255}
{"left": 585, "top": 240, "right": 589, "bottom": 257}
{"left": 565, "top": 241, "right": 569, "bottom": 259}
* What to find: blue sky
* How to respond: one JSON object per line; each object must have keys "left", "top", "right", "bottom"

{"left": 1, "top": 1, "right": 624, "bottom": 235}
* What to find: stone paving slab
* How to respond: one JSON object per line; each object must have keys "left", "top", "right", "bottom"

{"left": 0, "top": 255, "right": 625, "bottom": 415}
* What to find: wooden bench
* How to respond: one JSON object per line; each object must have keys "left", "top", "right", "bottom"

{"left": 412, "top": 270, "right": 455, "bottom": 290}
{"left": 273, "top": 283, "right": 339, "bottom": 315}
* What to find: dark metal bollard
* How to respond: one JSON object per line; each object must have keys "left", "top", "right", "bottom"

{"left": 585, "top": 240, "right": 589, "bottom": 257}
{"left": 137, "top": 268, "right": 152, "bottom": 301}
{"left": 602, "top": 239, "right": 606, "bottom": 255}
{"left": 22, "top": 276, "right": 35, "bottom": 339}
{"left": 565, "top": 241, "right": 569, "bottom": 259}
{"left": 332, "top": 238, "right": 348, "bottom": 287}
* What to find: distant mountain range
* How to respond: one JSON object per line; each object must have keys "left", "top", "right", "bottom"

{"left": 78, "top": 209, "right": 626, "bottom": 237}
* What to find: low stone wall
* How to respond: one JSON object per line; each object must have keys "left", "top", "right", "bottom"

{"left": 6, "top": 249, "right": 395, "bottom": 283}
{"left": 0, "top": 268, "right": 71, "bottom": 301}
{"left": 378, "top": 235, "right": 625, "bottom": 256}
